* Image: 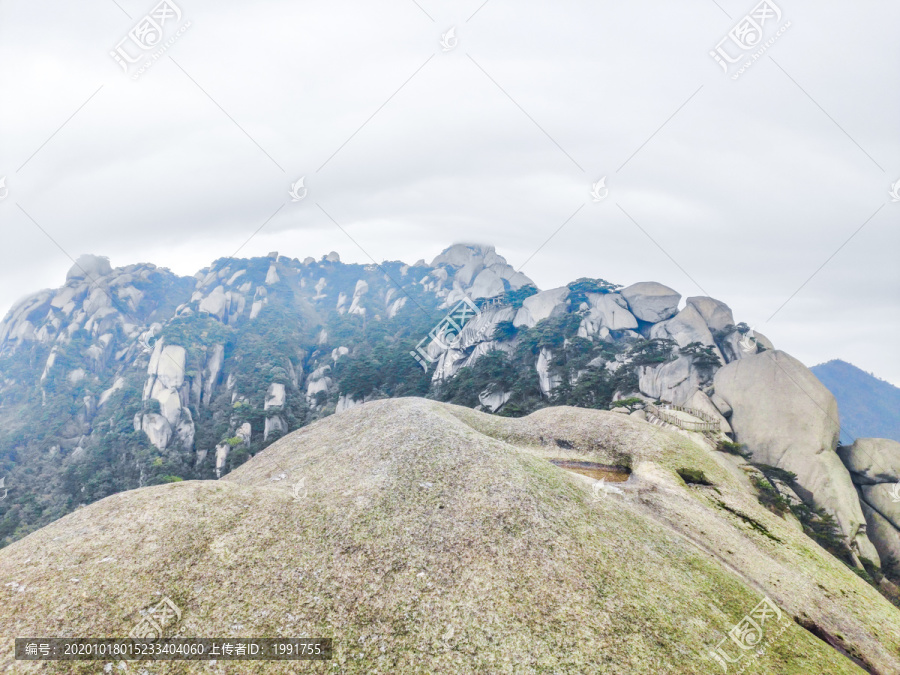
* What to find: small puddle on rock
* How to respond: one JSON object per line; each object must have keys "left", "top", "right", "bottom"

{"left": 549, "top": 460, "right": 631, "bottom": 482}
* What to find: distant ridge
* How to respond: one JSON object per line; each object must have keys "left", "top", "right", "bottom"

{"left": 811, "top": 359, "right": 900, "bottom": 444}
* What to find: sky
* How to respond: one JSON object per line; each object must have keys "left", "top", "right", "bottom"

{"left": 0, "top": 0, "right": 898, "bottom": 384}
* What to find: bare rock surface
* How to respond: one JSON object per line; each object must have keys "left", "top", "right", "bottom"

{"left": 514, "top": 287, "right": 570, "bottom": 328}
{"left": 650, "top": 305, "right": 724, "bottom": 362}
{"left": 860, "top": 484, "right": 900, "bottom": 531}
{"left": 685, "top": 296, "right": 735, "bottom": 332}
{"left": 0, "top": 399, "right": 897, "bottom": 674}
{"left": 66, "top": 254, "right": 112, "bottom": 282}
{"left": 264, "top": 382, "right": 286, "bottom": 410}
{"left": 620, "top": 282, "right": 681, "bottom": 323}
{"left": 714, "top": 350, "right": 878, "bottom": 561}
{"left": 578, "top": 293, "right": 638, "bottom": 337}
{"left": 839, "top": 438, "right": 900, "bottom": 485}
{"left": 638, "top": 356, "right": 701, "bottom": 405}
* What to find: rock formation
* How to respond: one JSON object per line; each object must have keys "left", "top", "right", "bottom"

{"left": 620, "top": 281, "right": 681, "bottom": 323}
{"left": 713, "top": 350, "right": 880, "bottom": 565}
{"left": 513, "top": 287, "right": 569, "bottom": 328}
{"left": 650, "top": 305, "right": 723, "bottom": 362}
{"left": 838, "top": 438, "right": 900, "bottom": 569}
{"left": 0, "top": 241, "right": 892, "bottom": 574}
{"left": 685, "top": 296, "right": 735, "bottom": 332}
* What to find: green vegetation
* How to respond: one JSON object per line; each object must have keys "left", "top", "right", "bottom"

{"left": 750, "top": 474, "right": 792, "bottom": 516}
{"left": 716, "top": 501, "right": 781, "bottom": 542}
{"left": 751, "top": 463, "right": 798, "bottom": 485}
{"left": 745, "top": 465, "right": 848, "bottom": 557}
{"left": 677, "top": 468, "right": 712, "bottom": 486}
{"left": 742, "top": 462, "right": 899, "bottom": 605}
{"left": 332, "top": 334, "right": 433, "bottom": 403}
{"left": 435, "top": 312, "right": 631, "bottom": 415}
{"left": 716, "top": 439, "right": 750, "bottom": 458}
{"left": 611, "top": 397, "right": 644, "bottom": 413}
{"left": 496, "top": 285, "right": 538, "bottom": 309}
{"left": 142, "top": 398, "right": 161, "bottom": 415}
{"left": 680, "top": 342, "right": 722, "bottom": 381}
{"left": 789, "top": 503, "right": 853, "bottom": 566}
{"left": 883, "top": 555, "right": 900, "bottom": 582}
{"left": 161, "top": 315, "right": 233, "bottom": 364}
{"left": 492, "top": 320, "right": 518, "bottom": 342}
{"left": 435, "top": 350, "right": 522, "bottom": 409}
{"left": 516, "top": 314, "right": 582, "bottom": 356}
{"left": 4, "top": 248, "right": 892, "bottom": 630}
{"left": 566, "top": 278, "right": 621, "bottom": 306}
{"left": 857, "top": 557, "right": 900, "bottom": 609}
{"left": 628, "top": 338, "right": 677, "bottom": 367}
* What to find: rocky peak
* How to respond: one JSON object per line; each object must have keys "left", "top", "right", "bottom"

{"left": 620, "top": 282, "right": 681, "bottom": 323}
{"left": 430, "top": 243, "right": 496, "bottom": 268}
{"left": 66, "top": 254, "right": 112, "bottom": 282}
{"left": 426, "top": 243, "right": 534, "bottom": 301}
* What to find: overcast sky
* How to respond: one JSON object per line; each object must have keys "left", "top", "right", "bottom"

{"left": 1, "top": 0, "right": 898, "bottom": 384}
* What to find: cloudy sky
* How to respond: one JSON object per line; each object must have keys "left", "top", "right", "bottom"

{"left": 0, "top": 0, "right": 898, "bottom": 384}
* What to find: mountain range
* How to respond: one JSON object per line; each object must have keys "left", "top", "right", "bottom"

{"left": 811, "top": 360, "right": 900, "bottom": 445}
{"left": 1, "top": 243, "right": 899, "bottom": 671}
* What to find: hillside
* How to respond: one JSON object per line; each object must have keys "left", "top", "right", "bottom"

{"left": 0, "top": 399, "right": 898, "bottom": 674}
{"left": 811, "top": 360, "right": 900, "bottom": 445}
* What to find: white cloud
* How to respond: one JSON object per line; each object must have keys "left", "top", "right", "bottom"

{"left": 0, "top": 0, "right": 898, "bottom": 383}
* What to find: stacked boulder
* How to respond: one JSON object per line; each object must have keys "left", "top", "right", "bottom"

{"left": 838, "top": 439, "right": 900, "bottom": 570}
{"left": 264, "top": 382, "right": 287, "bottom": 441}
{"left": 136, "top": 339, "right": 194, "bottom": 452}
{"left": 414, "top": 264, "right": 887, "bottom": 567}
{"left": 713, "top": 350, "right": 881, "bottom": 567}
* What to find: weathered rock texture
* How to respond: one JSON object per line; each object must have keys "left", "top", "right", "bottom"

{"left": 713, "top": 350, "right": 879, "bottom": 564}
{"left": 620, "top": 281, "right": 681, "bottom": 323}
{"left": 1, "top": 399, "right": 898, "bottom": 674}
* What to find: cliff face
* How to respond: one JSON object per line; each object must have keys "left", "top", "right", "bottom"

{"left": 0, "top": 244, "right": 895, "bottom": 575}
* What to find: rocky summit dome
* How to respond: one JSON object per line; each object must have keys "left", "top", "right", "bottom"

{"left": 65, "top": 254, "right": 112, "bottom": 282}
